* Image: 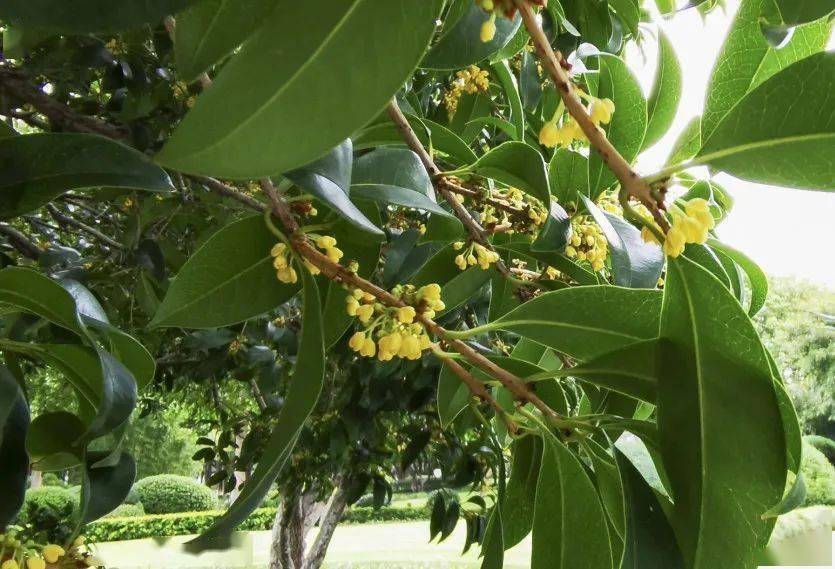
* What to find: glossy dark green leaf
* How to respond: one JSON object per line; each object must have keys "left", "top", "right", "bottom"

{"left": 0, "top": 0, "right": 197, "bottom": 32}
{"left": 80, "top": 451, "right": 137, "bottom": 523}
{"left": 0, "top": 133, "right": 172, "bottom": 219}
{"left": 502, "top": 436, "right": 542, "bottom": 549}
{"left": 437, "top": 364, "right": 473, "bottom": 428}
{"left": 701, "top": 0, "right": 831, "bottom": 143}
{"left": 531, "top": 436, "right": 613, "bottom": 569}
{"left": 0, "top": 393, "right": 28, "bottom": 527}
{"left": 286, "top": 139, "right": 382, "bottom": 235}
{"left": 581, "top": 196, "right": 664, "bottom": 289}
{"left": 658, "top": 256, "right": 786, "bottom": 569}
{"left": 158, "top": 0, "right": 443, "bottom": 178}
{"left": 174, "top": 0, "right": 278, "bottom": 82}
{"left": 0, "top": 367, "right": 22, "bottom": 440}
{"left": 26, "top": 411, "right": 85, "bottom": 471}
{"left": 491, "top": 60, "right": 525, "bottom": 141}
{"left": 762, "top": 0, "right": 834, "bottom": 27}
{"left": 472, "top": 286, "right": 661, "bottom": 361}
{"left": 352, "top": 147, "right": 434, "bottom": 198}
{"left": 422, "top": 2, "right": 521, "bottom": 70}
{"left": 644, "top": 31, "right": 682, "bottom": 149}
{"left": 409, "top": 116, "right": 480, "bottom": 165}
{"left": 615, "top": 449, "right": 684, "bottom": 569}
{"left": 450, "top": 93, "right": 493, "bottom": 143}
{"left": 683, "top": 244, "right": 731, "bottom": 290}
{"left": 583, "top": 438, "right": 625, "bottom": 543}
{"left": 588, "top": 55, "right": 647, "bottom": 199}
{"left": 762, "top": 472, "right": 807, "bottom": 519}
{"left": 352, "top": 185, "right": 454, "bottom": 218}
{"left": 531, "top": 202, "right": 572, "bottom": 253}
{"left": 549, "top": 148, "right": 588, "bottom": 205}
{"left": 0, "top": 267, "right": 84, "bottom": 334}
{"left": 152, "top": 215, "right": 300, "bottom": 328}
{"left": 471, "top": 142, "right": 551, "bottom": 206}
{"left": 698, "top": 52, "right": 835, "bottom": 191}
{"left": 188, "top": 269, "right": 324, "bottom": 551}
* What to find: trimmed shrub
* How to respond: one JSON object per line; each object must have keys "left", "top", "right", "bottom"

{"left": 41, "top": 473, "right": 67, "bottom": 487}
{"left": 20, "top": 486, "right": 78, "bottom": 522}
{"left": 801, "top": 442, "right": 835, "bottom": 507}
{"left": 86, "top": 503, "right": 431, "bottom": 542}
{"left": 805, "top": 435, "right": 835, "bottom": 466}
{"left": 132, "top": 475, "right": 216, "bottom": 515}
{"left": 104, "top": 503, "right": 145, "bottom": 519}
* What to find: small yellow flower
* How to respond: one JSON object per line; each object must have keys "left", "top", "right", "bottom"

{"left": 453, "top": 241, "right": 465, "bottom": 251}
{"left": 480, "top": 14, "right": 497, "bottom": 42}
{"left": 539, "top": 120, "right": 561, "bottom": 147}
{"left": 379, "top": 332, "right": 403, "bottom": 354}
{"left": 399, "top": 334, "right": 422, "bottom": 360}
{"left": 455, "top": 254, "right": 468, "bottom": 271}
{"left": 349, "top": 331, "right": 366, "bottom": 352}
{"left": 326, "top": 247, "right": 343, "bottom": 263}
{"left": 303, "top": 260, "right": 321, "bottom": 275}
{"left": 43, "top": 546, "right": 65, "bottom": 564}
{"left": 419, "top": 284, "right": 441, "bottom": 302}
{"left": 276, "top": 266, "right": 298, "bottom": 284}
{"left": 397, "top": 306, "right": 416, "bottom": 324}
{"left": 25, "top": 558, "right": 45, "bottom": 569}
{"left": 270, "top": 243, "right": 287, "bottom": 257}
{"left": 589, "top": 97, "right": 615, "bottom": 125}
{"left": 356, "top": 303, "right": 375, "bottom": 324}
{"left": 360, "top": 337, "right": 377, "bottom": 357}
{"left": 2, "top": 561, "right": 20, "bottom": 569}
{"left": 346, "top": 296, "right": 360, "bottom": 316}
{"left": 315, "top": 236, "right": 337, "bottom": 249}
{"left": 663, "top": 225, "right": 686, "bottom": 257}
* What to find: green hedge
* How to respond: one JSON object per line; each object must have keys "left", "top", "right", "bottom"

{"left": 802, "top": 442, "right": 835, "bottom": 507}
{"left": 805, "top": 435, "right": 835, "bottom": 466}
{"left": 20, "top": 486, "right": 78, "bottom": 522}
{"left": 132, "top": 475, "right": 217, "bottom": 515}
{"left": 86, "top": 504, "right": 430, "bottom": 542}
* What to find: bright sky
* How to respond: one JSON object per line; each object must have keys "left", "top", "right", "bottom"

{"left": 625, "top": 1, "right": 835, "bottom": 288}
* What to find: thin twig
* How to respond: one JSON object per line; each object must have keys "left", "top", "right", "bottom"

{"left": 46, "top": 204, "right": 125, "bottom": 250}
{"left": 0, "top": 222, "right": 42, "bottom": 260}
{"left": 512, "top": 0, "right": 669, "bottom": 231}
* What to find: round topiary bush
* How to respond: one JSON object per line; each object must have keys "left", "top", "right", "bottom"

{"left": 20, "top": 486, "right": 78, "bottom": 522}
{"left": 132, "top": 475, "right": 217, "bottom": 514}
{"left": 104, "top": 503, "right": 145, "bottom": 519}
{"left": 801, "top": 441, "right": 835, "bottom": 507}
{"left": 804, "top": 435, "right": 835, "bottom": 466}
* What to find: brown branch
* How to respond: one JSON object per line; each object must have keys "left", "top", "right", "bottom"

{"left": 0, "top": 66, "right": 129, "bottom": 140}
{"left": 46, "top": 204, "right": 125, "bottom": 250}
{"left": 512, "top": 0, "right": 669, "bottom": 231}
{"left": 386, "top": 99, "right": 513, "bottom": 278}
{"left": 193, "top": 176, "right": 268, "bottom": 212}
{"left": 0, "top": 222, "right": 41, "bottom": 260}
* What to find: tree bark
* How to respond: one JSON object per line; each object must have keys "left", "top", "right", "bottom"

{"left": 303, "top": 485, "right": 347, "bottom": 569}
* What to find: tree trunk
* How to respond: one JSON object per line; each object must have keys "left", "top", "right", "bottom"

{"left": 268, "top": 479, "right": 348, "bottom": 569}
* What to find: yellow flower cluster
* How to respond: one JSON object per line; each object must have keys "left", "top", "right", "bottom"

{"left": 565, "top": 216, "right": 608, "bottom": 272}
{"left": 270, "top": 235, "right": 344, "bottom": 284}
{"left": 346, "top": 284, "right": 444, "bottom": 361}
{"left": 642, "top": 198, "right": 715, "bottom": 257}
{"left": 539, "top": 96, "right": 615, "bottom": 149}
{"left": 444, "top": 65, "right": 490, "bottom": 118}
{"left": 104, "top": 38, "right": 127, "bottom": 56}
{"left": 475, "top": 0, "right": 545, "bottom": 41}
{"left": 476, "top": 187, "right": 548, "bottom": 233}
{"left": 453, "top": 241, "right": 500, "bottom": 271}
{"left": 0, "top": 532, "right": 97, "bottom": 569}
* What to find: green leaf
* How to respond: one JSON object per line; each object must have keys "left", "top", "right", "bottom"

{"left": 588, "top": 54, "right": 647, "bottom": 199}
{"left": 421, "top": 2, "right": 522, "bottom": 70}
{"left": 174, "top": 0, "right": 278, "bottom": 83}
{"left": 0, "top": 367, "right": 21, "bottom": 440}
{"left": 352, "top": 147, "right": 434, "bottom": 198}
{"left": 502, "top": 436, "right": 542, "bottom": 549}
{"left": 583, "top": 437, "right": 625, "bottom": 543}
{"left": 549, "top": 148, "right": 588, "bottom": 205}
{"left": 0, "top": 133, "right": 173, "bottom": 219}
{"left": 472, "top": 286, "right": 661, "bottom": 361}
{"left": 471, "top": 142, "right": 551, "bottom": 206}
{"left": 437, "top": 364, "right": 472, "bottom": 429}
{"left": 187, "top": 269, "right": 324, "bottom": 551}
{"left": 698, "top": 52, "right": 835, "bottom": 191}
{"left": 644, "top": 31, "right": 682, "bottom": 149}
{"left": 481, "top": 505, "right": 505, "bottom": 569}
{"left": 615, "top": 449, "right": 684, "bottom": 569}
{"left": 158, "top": 0, "right": 443, "bottom": 178}
{"left": 26, "top": 411, "right": 86, "bottom": 471}
{"left": 658, "top": 256, "right": 786, "bottom": 569}
{"left": 409, "top": 243, "right": 492, "bottom": 315}
{"left": 0, "top": 393, "right": 28, "bottom": 527}
{"left": 0, "top": 0, "right": 197, "bottom": 33}
{"left": 701, "top": 0, "right": 831, "bottom": 142}
{"left": 666, "top": 117, "right": 701, "bottom": 166}
{"left": 762, "top": 0, "right": 835, "bottom": 27}
{"left": 531, "top": 436, "right": 613, "bottom": 569}
{"left": 0, "top": 267, "right": 84, "bottom": 334}
{"left": 352, "top": 185, "right": 454, "bottom": 219}
{"left": 285, "top": 139, "right": 382, "bottom": 235}
{"left": 581, "top": 196, "right": 664, "bottom": 289}
{"left": 80, "top": 451, "right": 137, "bottom": 523}
{"left": 152, "top": 215, "right": 300, "bottom": 328}
{"left": 531, "top": 203, "right": 572, "bottom": 253}
{"left": 491, "top": 60, "right": 525, "bottom": 141}
{"left": 0, "top": 121, "right": 15, "bottom": 138}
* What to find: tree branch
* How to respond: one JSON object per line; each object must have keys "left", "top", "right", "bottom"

{"left": 0, "top": 222, "right": 41, "bottom": 260}
{"left": 512, "top": 0, "right": 669, "bottom": 231}
{"left": 46, "top": 204, "right": 125, "bottom": 250}
{"left": 386, "top": 99, "right": 513, "bottom": 278}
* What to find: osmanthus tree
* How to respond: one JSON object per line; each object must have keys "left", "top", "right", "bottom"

{"left": 0, "top": 0, "right": 834, "bottom": 568}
